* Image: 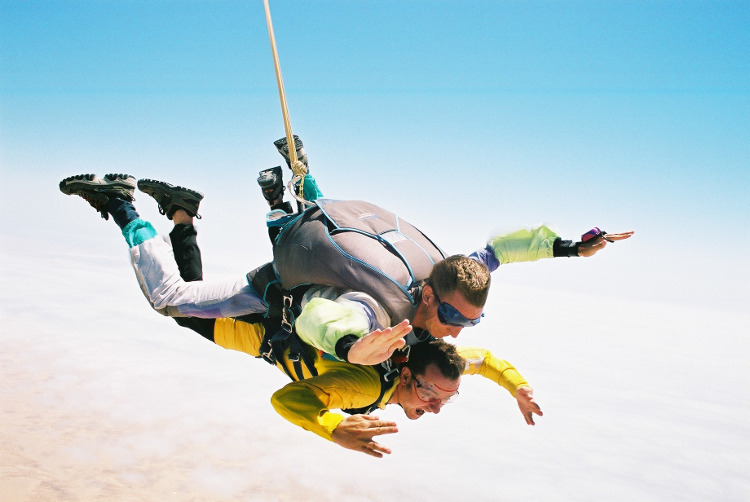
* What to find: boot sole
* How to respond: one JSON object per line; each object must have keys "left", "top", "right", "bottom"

{"left": 59, "top": 173, "right": 135, "bottom": 196}
{"left": 137, "top": 179, "right": 204, "bottom": 203}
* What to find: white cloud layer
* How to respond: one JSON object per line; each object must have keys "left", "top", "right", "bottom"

{"left": 1, "top": 197, "right": 748, "bottom": 501}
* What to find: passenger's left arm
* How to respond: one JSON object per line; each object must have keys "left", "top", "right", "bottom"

{"left": 457, "top": 346, "right": 543, "bottom": 425}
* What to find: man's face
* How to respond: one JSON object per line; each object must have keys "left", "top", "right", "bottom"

{"left": 421, "top": 285, "right": 484, "bottom": 339}
{"left": 398, "top": 364, "right": 461, "bottom": 420}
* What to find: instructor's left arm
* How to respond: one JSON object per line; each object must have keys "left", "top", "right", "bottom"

{"left": 470, "top": 225, "right": 634, "bottom": 271}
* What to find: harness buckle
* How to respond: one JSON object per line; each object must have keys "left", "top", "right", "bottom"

{"left": 381, "top": 358, "right": 400, "bottom": 383}
{"left": 383, "top": 367, "right": 400, "bottom": 383}
{"left": 261, "top": 348, "right": 275, "bottom": 364}
{"left": 280, "top": 294, "right": 294, "bottom": 333}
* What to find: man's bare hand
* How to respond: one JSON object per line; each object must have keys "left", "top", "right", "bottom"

{"left": 578, "top": 230, "right": 634, "bottom": 257}
{"left": 347, "top": 320, "right": 412, "bottom": 365}
{"left": 331, "top": 414, "right": 399, "bottom": 458}
{"left": 516, "top": 386, "right": 543, "bottom": 425}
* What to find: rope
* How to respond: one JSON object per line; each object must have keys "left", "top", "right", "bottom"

{"left": 262, "top": 0, "right": 310, "bottom": 204}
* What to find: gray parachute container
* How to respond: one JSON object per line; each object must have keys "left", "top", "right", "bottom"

{"left": 272, "top": 199, "right": 446, "bottom": 322}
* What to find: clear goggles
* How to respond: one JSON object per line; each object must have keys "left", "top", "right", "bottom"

{"left": 414, "top": 375, "right": 459, "bottom": 404}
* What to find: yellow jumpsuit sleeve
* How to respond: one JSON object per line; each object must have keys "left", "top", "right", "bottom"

{"left": 270, "top": 361, "right": 385, "bottom": 441}
{"left": 488, "top": 225, "right": 559, "bottom": 265}
{"left": 457, "top": 346, "right": 529, "bottom": 397}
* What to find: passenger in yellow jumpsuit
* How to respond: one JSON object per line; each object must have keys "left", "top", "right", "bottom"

{"left": 206, "top": 315, "right": 534, "bottom": 458}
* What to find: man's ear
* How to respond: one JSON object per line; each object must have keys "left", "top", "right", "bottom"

{"left": 422, "top": 284, "right": 434, "bottom": 305}
{"left": 400, "top": 367, "right": 412, "bottom": 384}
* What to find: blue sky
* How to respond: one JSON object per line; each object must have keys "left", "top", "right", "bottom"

{"left": 1, "top": 0, "right": 748, "bottom": 312}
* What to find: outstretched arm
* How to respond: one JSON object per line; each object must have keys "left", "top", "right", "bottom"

{"left": 458, "top": 346, "right": 543, "bottom": 426}
{"left": 472, "top": 226, "right": 634, "bottom": 271}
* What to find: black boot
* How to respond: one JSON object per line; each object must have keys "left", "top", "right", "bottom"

{"left": 273, "top": 135, "right": 308, "bottom": 171}
{"left": 258, "top": 167, "right": 294, "bottom": 214}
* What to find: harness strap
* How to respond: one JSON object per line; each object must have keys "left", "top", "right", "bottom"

{"left": 287, "top": 332, "right": 318, "bottom": 379}
{"left": 342, "top": 358, "right": 401, "bottom": 415}
{"left": 258, "top": 292, "right": 318, "bottom": 381}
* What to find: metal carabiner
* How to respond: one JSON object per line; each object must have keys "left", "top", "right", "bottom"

{"left": 281, "top": 294, "right": 294, "bottom": 333}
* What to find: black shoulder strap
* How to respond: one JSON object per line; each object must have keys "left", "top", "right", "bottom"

{"left": 342, "top": 359, "right": 401, "bottom": 415}
{"left": 256, "top": 292, "right": 318, "bottom": 381}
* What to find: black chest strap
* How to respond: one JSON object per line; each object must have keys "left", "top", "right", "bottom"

{"left": 257, "top": 292, "right": 318, "bottom": 381}
{"left": 342, "top": 356, "right": 402, "bottom": 415}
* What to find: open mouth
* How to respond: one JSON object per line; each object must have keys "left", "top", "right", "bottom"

{"left": 415, "top": 408, "right": 425, "bottom": 416}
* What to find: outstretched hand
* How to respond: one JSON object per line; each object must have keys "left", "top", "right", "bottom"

{"left": 347, "top": 320, "right": 412, "bottom": 366}
{"left": 331, "top": 414, "right": 399, "bottom": 458}
{"left": 516, "top": 386, "right": 543, "bottom": 425}
{"left": 578, "top": 230, "right": 634, "bottom": 257}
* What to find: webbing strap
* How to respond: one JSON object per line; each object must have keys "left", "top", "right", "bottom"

{"left": 287, "top": 333, "right": 318, "bottom": 379}
{"left": 258, "top": 295, "right": 318, "bottom": 381}
{"left": 263, "top": 328, "right": 318, "bottom": 381}
{"left": 342, "top": 360, "right": 400, "bottom": 415}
